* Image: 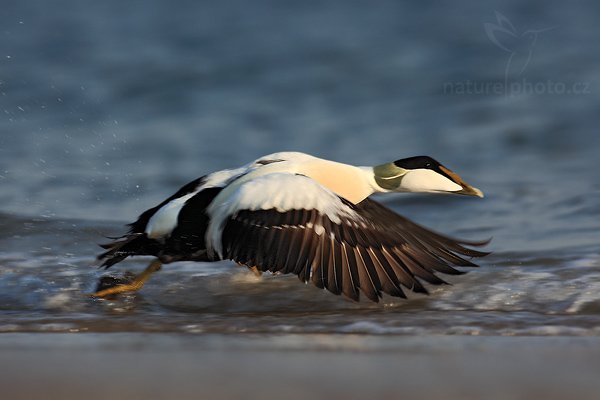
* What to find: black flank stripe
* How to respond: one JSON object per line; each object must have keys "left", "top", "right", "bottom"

{"left": 167, "top": 187, "right": 221, "bottom": 254}
{"left": 128, "top": 176, "right": 208, "bottom": 234}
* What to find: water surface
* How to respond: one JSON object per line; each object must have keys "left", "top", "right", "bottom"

{"left": 0, "top": 0, "right": 599, "bottom": 336}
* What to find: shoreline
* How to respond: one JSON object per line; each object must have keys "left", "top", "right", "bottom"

{"left": 2, "top": 333, "right": 600, "bottom": 400}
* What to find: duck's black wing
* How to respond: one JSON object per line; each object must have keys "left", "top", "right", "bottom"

{"left": 219, "top": 176, "right": 489, "bottom": 302}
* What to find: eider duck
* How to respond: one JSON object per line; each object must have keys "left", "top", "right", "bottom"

{"left": 94, "top": 152, "right": 489, "bottom": 302}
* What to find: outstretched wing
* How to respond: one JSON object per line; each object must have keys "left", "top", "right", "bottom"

{"left": 218, "top": 174, "right": 489, "bottom": 302}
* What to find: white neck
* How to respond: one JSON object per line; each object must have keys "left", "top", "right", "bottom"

{"left": 299, "top": 161, "right": 376, "bottom": 204}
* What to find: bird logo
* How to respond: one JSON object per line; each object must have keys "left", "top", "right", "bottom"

{"left": 484, "top": 11, "right": 555, "bottom": 86}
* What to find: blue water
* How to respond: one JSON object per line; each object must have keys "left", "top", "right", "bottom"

{"left": 0, "top": 0, "right": 599, "bottom": 334}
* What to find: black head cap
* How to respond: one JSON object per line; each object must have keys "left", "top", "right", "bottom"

{"left": 393, "top": 156, "right": 459, "bottom": 183}
{"left": 394, "top": 156, "right": 441, "bottom": 171}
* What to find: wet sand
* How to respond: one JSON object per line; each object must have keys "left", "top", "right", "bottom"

{"left": 1, "top": 333, "right": 599, "bottom": 400}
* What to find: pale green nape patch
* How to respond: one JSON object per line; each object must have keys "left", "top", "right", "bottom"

{"left": 373, "top": 162, "right": 406, "bottom": 191}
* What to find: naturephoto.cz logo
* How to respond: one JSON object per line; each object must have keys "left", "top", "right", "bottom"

{"left": 444, "top": 11, "right": 590, "bottom": 96}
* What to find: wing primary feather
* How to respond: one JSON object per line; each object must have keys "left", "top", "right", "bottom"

{"left": 252, "top": 225, "right": 269, "bottom": 269}
{"left": 354, "top": 247, "right": 381, "bottom": 302}
{"left": 262, "top": 225, "right": 281, "bottom": 270}
{"left": 381, "top": 247, "right": 427, "bottom": 293}
{"left": 393, "top": 217, "right": 489, "bottom": 259}
{"left": 417, "top": 227, "right": 491, "bottom": 255}
{"left": 320, "top": 228, "right": 332, "bottom": 290}
{"left": 299, "top": 215, "right": 322, "bottom": 283}
{"left": 241, "top": 222, "right": 260, "bottom": 266}
{"left": 296, "top": 210, "right": 316, "bottom": 281}
{"left": 339, "top": 219, "right": 359, "bottom": 247}
{"left": 236, "top": 222, "right": 257, "bottom": 265}
{"left": 369, "top": 247, "right": 406, "bottom": 298}
{"left": 224, "top": 218, "right": 246, "bottom": 262}
{"left": 282, "top": 226, "right": 304, "bottom": 274}
{"left": 433, "top": 247, "right": 478, "bottom": 267}
{"left": 411, "top": 237, "right": 478, "bottom": 267}
{"left": 394, "top": 249, "right": 449, "bottom": 286}
{"left": 332, "top": 236, "right": 343, "bottom": 294}
{"left": 340, "top": 242, "right": 359, "bottom": 301}
{"left": 293, "top": 225, "right": 312, "bottom": 276}
{"left": 311, "top": 232, "right": 326, "bottom": 289}
{"left": 289, "top": 209, "right": 305, "bottom": 227}
{"left": 357, "top": 247, "right": 382, "bottom": 291}
{"left": 273, "top": 226, "right": 293, "bottom": 272}
{"left": 326, "top": 234, "right": 342, "bottom": 295}
{"left": 217, "top": 192, "right": 488, "bottom": 302}
{"left": 404, "top": 246, "right": 464, "bottom": 276}
{"left": 391, "top": 227, "right": 476, "bottom": 274}
{"left": 294, "top": 229, "right": 315, "bottom": 281}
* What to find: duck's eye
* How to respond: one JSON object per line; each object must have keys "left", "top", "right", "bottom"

{"left": 425, "top": 162, "right": 432, "bottom": 168}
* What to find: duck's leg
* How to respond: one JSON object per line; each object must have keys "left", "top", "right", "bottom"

{"left": 91, "top": 259, "right": 162, "bottom": 297}
{"left": 236, "top": 261, "right": 263, "bottom": 277}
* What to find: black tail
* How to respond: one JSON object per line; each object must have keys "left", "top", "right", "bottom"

{"left": 97, "top": 233, "right": 158, "bottom": 268}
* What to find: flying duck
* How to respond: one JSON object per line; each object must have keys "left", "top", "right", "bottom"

{"left": 93, "top": 152, "right": 489, "bottom": 302}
